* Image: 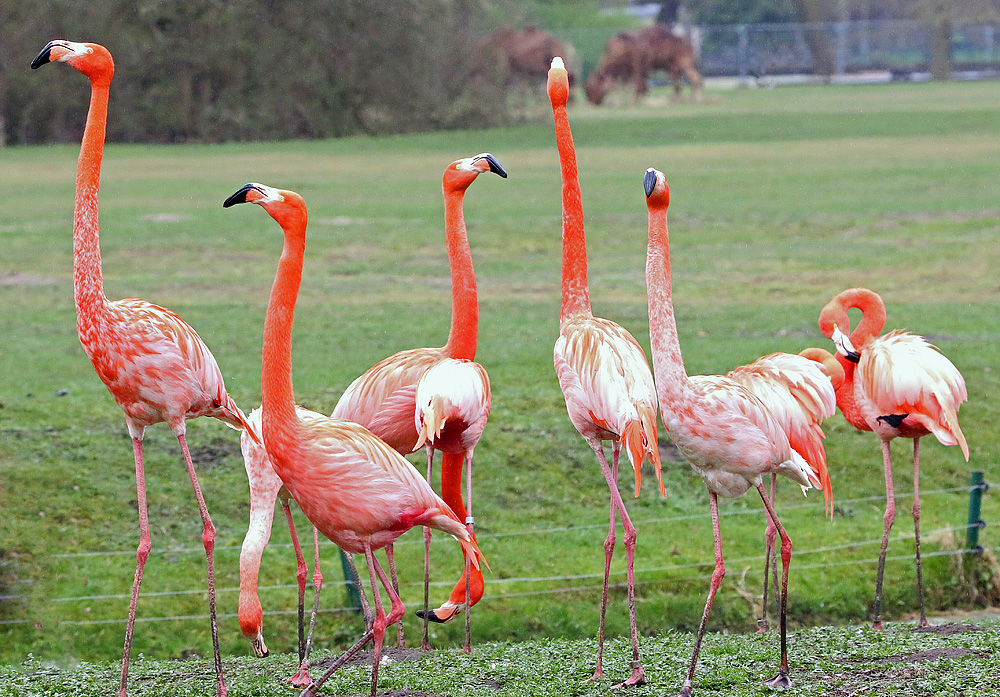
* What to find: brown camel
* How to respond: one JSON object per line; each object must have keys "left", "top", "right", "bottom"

{"left": 484, "top": 26, "right": 577, "bottom": 90}
{"left": 585, "top": 24, "right": 702, "bottom": 105}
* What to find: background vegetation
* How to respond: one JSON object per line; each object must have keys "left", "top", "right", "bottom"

{"left": 1, "top": 73, "right": 998, "bottom": 690}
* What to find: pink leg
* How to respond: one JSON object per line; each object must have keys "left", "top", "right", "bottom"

{"left": 758, "top": 473, "right": 778, "bottom": 633}
{"left": 872, "top": 439, "right": 896, "bottom": 631}
{"left": 757, "top": 483, "right": 793, "bottom": 689}
{"left": 462, "top": 450, "right": 475, "bottom": 654}
{"left": 421, "top": 446, "right": 434, "bottom": 650}
{"left": 386, "top": 544, "right": 405, "bottom": 648}
{"left": 281, "top": 499, "right": 308, "bottom": 662}
{"left": 300, "top": 629, "right": 375, "bottom": 697}
{"left": 288, "top": 524, "right": 324, "bottom": 688}
{"left": 176, "top": 433, "right": 226, "bottom": 697}
{"left": 592, "top": 442, "right": 646, "bottom": 688}
{"left": 119, "top": 436, "right": 152, "bottom": 697}
{"left": 912, "top": 438, "right": 928, "bottom": 627}
{"left": 678, "top": 491, "right": 724, "bottom": 697}
{"left": 586, "top": 447, "right": 619, "bottom": 682}
{"left": 344, "top": 552, "right": 373, "bottom": 633}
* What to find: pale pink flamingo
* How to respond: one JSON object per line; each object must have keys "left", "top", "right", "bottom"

{"left": 238, "top": 407, "right": 342, "bottom": 687}
{"left": 332, "top": 153, "right": 504, "bottom": 650}
{"left": 818, "top": 287, "right": 969, "bottom": 629}
{"left": 708, "top": 349, "right": 841, "bottom": 631}
{"left": 224, "top": 181, "right": 486, "bottom": 697}
{"left": 548, "top": 57, "right": 663, "bottom": 688}
{"left": 644, "top": 167, "right": 820, "bottom": 695}
{"left": 30, "top": 40, "right": 253, "bottom": 697}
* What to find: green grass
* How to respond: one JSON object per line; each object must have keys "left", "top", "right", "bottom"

{"left": 1, "top": 78, "right": 999, "bottom": 692}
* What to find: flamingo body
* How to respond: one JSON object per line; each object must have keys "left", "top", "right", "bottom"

{"left": 414, "top": 358, "right": 492, "bottom": 455}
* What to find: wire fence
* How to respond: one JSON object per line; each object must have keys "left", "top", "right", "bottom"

{"left": 0, "top": 482, "right": 988, "bottom": 628}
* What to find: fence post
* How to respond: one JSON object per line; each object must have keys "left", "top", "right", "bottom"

{"left": 965, "top": 471, "right": 987, "bottom": 554}
{"left": 738, "top": 24, "right": 750, "bottom": 86}
{"left": 338, "top": 549, "right": 364, "bottom": 613}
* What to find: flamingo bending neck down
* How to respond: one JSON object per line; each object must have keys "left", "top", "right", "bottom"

{"left": 31, "top": 40, "right": 254, "bottom": 697}
{"left": 644, "top": 168, "right": 819, "bottom": 696}
{"left": 548, "top": 57, "right": 663, "bottom": 689}
{"left": 332, "top": 153, "right": 505, "bottom": 652}
{"left": 819, "top": 287, "right": 969, "bottom": 629}
{"left": 224, "top": 182, "right": 486, "bottom": 697}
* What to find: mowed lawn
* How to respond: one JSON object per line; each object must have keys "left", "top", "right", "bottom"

{"left": 0, "top": 79, "right": 998, "bottom": 673}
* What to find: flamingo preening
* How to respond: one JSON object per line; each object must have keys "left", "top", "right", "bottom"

{"left": 224, "top": 182, "right": 485, "bottom": 697}
{"left": 30, "top": 40, "right": 254, "bottom": 697}
{"left": 818, "top": 287, "right": 969, "bottom": 629}
{"left": 548, "top": 57, "right": 663, "bottom": 688}
{"left": 332, "top": 153, "right": 505, "bottom": 651}
{"left": 644, "top": 167, "right": 819, "bottom": 696}
{"left": 709, "top": 349, "right": 840, "bottom": 632}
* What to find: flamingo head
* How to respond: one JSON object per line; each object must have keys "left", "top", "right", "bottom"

{"left": 547, "top": 56, "right": 570, "bottom": 108}
{"left": 798, "top": 347, "right": 846, "bottom": 391}
{"left": 644, "top": 168, "right": 670, "bottom": 207}
{"left": 830, "top": 325, "right": 861, "bottom": 364}
{"left": 237, "top": 593, "right": 270, "bottom": 657}
{"left": 443, "top": 153, "right": 507, "bottom": 193}
{"left": 31, "top": 41, "right": 114, "bottom": 84}
{"left": 224, "top": 183, "right": 307, "bottom": 232}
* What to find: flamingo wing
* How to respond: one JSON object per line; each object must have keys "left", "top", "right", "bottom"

{"left": 555, "top": 315, "right": 661, "bottom": 495}
{"left": 414, "top": 358, "right": 492, "bottom": 452}
{"left": 860, "top": 330, "right": 969, "bottom": 458}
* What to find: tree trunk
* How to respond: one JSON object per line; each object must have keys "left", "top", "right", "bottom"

{"left": 930, "top": 18, "right": 953, "bottom": 80}
{"left": 792, "top": 0, "right": 837, "bottom": 78}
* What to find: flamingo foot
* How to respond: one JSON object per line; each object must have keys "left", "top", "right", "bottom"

{"left": 677, "top": 685, "right": 693, "bottom": 697}
{"left": 757, "top": 618, "right": 770, "bottom": 634}
{"left": 583, "top": 665, "right": 604, "bottom": 683}
{"left": 612, "top": 661, "right": 646, "bottom": 688}
{"left": 285, "top": 664, "right": 311, "bottom": 689}
{"left": 762, "top": 671, "right": 793, "bottom": 690}
{"left": 415, "top": 605, "right": 461, "bottom": 624}
{"left": 871, "top": 620, "right": 884, "bottom": 631}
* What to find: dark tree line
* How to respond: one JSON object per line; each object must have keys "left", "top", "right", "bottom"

{"left": 1, "top": 0, "right": 510, "bottom": 145}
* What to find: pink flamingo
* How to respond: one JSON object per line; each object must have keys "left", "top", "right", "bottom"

{"left": 644, "top": 167, "right": 819, "bottom": 695}
{"left": 238, "top": 407, "right": 338, "bottom": 687}
{"left": 707, "top": 349, "right": 841, "bottom": 631}
{"left": 548, "top": 57, "right": 663, "bottom": 688}
{"left": 224, "top": 181, "right": 486, "bottom": 697}
{"left": 818, "top": 287, "right": 969, "bottom": 629}
{"left": 30, "top": 40, "right": 253, "bottom": 697}
{"left": 332, "top": 153, "right": 505, "bottom": 651}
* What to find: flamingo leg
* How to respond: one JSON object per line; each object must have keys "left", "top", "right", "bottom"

{"left": 758, "top": 473, "right": 778, "bottom": 633}
{"left": 176, "top": 433, "right": 226, "bottom": 697}
{"left": 421, "top": 446, "right": 435, "bottom": 650}
{"left": 300, "top": 628, "right": 375, "bottom": 697}
{"left": 591, "top": 441, "right": 646, "bottom": 688}
{"left": 280, "top": 499, "right": 308, "bottom": 663}
{"left": 386, "top": 544, "right": 405, "bottom": 647}
{"left": 119, "top": 436, "right": 152, "bottom": 697}
{"left": 872, "top": 438, "right": 896, "bottom": 631}
{"left": 678, "top": 491, "right": 724, "bottom": 697}
{"left": 462, "top": 450, "right": 474, "bottom": 654}
{"left": 288, "top": 525, "right": 325, "bottom": 687}
{"left": 911, "top": 438, "right": 928, "bottom": 628}
{"left": 342, "top": 551, "right": 373, "bottom": 633}
{"left": 586, "top": 446, "right": 619, "bottom": 682}
{"left": 757, "top": 482, "right": 793, "bottom": 689}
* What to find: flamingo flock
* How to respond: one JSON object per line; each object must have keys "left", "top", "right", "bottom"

{"left": 30, "top": 39, "right": 973, "bottom": 697}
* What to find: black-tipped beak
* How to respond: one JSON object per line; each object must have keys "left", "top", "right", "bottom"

{"left": 223, "top": 183, "right": 258, "bottom": 208}
{"left": 644, "top": 168, "right": 658, "bottom": 198}
{"left": 478, "top": 154, "right": 507, "bottom": 178}
{"left": 844, "top": 350, "right": 861, "bottom": 364}
{"left": 31, "top": 42, "right": 55, "bottom": 69}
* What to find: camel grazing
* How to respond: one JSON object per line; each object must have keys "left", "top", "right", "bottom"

{"left": 484, "top": 26, "right": 577, "bottom": 91}
{"left": 585, "top": 24, "right": 702, "bottom": 105}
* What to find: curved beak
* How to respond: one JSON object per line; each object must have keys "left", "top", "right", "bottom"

{"left": 30, "top": 41, "right": 57, "bottom": 69}
{"left": 644, "top": 168, "right": 658, "bottom": 198}
{"left": 831, "top": 325, "right": 861, "bottom": 363}
{"left": 223, "top": 183, "right": 263, "bottom": 208}
{"left": 474, "top": 153, "right": 507, "bottom": 178}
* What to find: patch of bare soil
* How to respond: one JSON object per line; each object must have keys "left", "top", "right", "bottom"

{"left": 312, "top": 646, "right": 430, "bottom": 671}
{"left": 189, "top": 437, "right": 241, "bottom": 470}
{"left": 912, "top": 622, "right": 985, "bottom": 636}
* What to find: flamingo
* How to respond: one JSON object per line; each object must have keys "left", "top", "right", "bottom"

{"left": 547, "top": 57, "right": 663, "bottom": 688}
{"left": 706, "top": 349, "right": 841, "bottom": 632}
{"left": 30, "top": 40, "right": 253, "bottom": 697}
{"left": 332, "top": 153, "right": 505, "bottom": 651}
{"left": 818, "top": 287, "right": 969, "bottom": 629}
{"left": 238, "top": 407, "right": 344, "bottom": 687}
{"left": 223, "top": 182, "right": 486, "bottom": 697}
{"left": 644, "top": 167, "right": 820, "bottom": 695}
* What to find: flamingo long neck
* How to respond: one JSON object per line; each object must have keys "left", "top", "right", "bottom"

{"left": 442, "top": 186, "right": 478, "bottom": 360}
{"left": 73, "top": 75, "right": 111, "bottom": 337}
{"left": 843, "top": 288, "right": 887, "bottom": 349}
{"left": 261, "top": 220, "right": 308, "bottom": 465}
{"left": 645, "top": 200, "right": 694, "bottom": 405}
{"left": 553, "top": 99, "right": 591, "bottom": 323}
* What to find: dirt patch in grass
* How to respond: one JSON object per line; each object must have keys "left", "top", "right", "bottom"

{"left": 312, "top": 646, "right": 430, "bottom": 671}
{"left": 188, "top": 437, "right": 241, "bottom": 470}
{"left": 912, "top": 622, "right": 986, "bottom": 636}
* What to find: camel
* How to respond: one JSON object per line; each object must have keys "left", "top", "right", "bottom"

{"left": 484, "top": 26, "right": 577, "bottom": 91}
{"left": 585, "top": 24, "right": 702, "bottom": 105}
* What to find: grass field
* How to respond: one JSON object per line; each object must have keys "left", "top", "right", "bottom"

{"left": 1, "top": 79, "right": 998, "bottom": 692}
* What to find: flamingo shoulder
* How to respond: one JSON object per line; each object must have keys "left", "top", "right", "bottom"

{"left": 860, "top": 330, "right": 968, "bottom": 415}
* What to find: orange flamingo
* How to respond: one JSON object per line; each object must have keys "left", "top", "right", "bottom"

{"left": 707, "top": 349, "right": 841, "bottom": 632}
{"left": 332, "top": 153, "right": 505, "bottom": 651}
{"left": 238, "top": 408, "right": 341, "bottom": 687}
{"left": 30, "top": 40, "right": 253, "bottom": 697}
{"left": 818, "top": 287, "right": 969, "bottom": 629}
{"left": 224, "top": 182, "right": 485, "bottom": 697}
{"left": 644, "top": 167, "right": 819, "bottom": 695}
{"left": 547, "top": 57, "right": 663, "bottom": 688}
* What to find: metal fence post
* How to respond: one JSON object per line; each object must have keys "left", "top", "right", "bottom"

{"left": 966, "top": 471, "right": 987, "bottom": 554}
{"left": 339, "top": 549, "right": 363, "bottom": 613}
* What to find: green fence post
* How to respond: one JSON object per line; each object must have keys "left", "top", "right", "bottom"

{"left": 339, "top": 549, "right": 363, "bottom": 613}
{"left": 965, "top": 471, "right": 987, "bottom": 554}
